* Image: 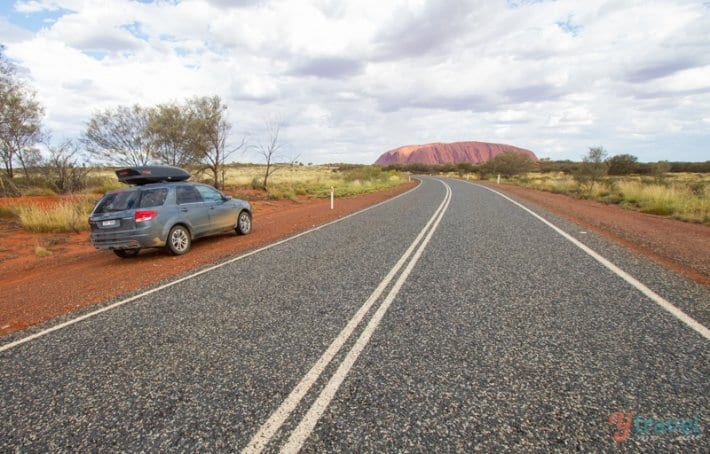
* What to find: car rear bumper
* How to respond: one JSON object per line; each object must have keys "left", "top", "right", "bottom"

{"left": 90, "top": 231, "right": 164, "bottom": 250}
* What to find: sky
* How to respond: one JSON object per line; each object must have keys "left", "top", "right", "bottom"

{"left": 0, "top": 0, "right": 709, "bottom": 164}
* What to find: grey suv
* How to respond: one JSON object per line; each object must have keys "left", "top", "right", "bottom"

{"left": 89, "top": 167, "right": 252, "bottom": 258}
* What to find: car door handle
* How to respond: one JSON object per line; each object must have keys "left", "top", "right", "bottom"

{"left": 180, "top": 208, "right": 188, "bottom": 212}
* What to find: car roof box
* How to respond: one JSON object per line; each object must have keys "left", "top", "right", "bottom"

{"left": 116, "top": 166, "right": 191, "bottom": 185}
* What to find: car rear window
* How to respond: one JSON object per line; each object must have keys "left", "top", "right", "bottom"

{"left": 94, "top": 188, "right": 167, "bottom": 213}
{"left": 94, "top": 191, "right": 140, "bottom": 214}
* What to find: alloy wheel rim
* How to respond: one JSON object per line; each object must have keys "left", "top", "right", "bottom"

{"left": 171, "top": 229, "right": 188, "bottom": 251}
{"left": 239, "top": 213, "right": 250, "bottom": 232}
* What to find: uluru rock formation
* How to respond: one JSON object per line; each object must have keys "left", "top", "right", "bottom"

{"left": 374, "top": 141, "right": 537, "bottom": 165}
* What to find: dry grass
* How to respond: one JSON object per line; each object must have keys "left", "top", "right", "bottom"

{"left": 222, "top": 164, "right": 407, "bottom": 200}
{"left": 34, "top": 246, "right": 52, "bottom": 257}
{"left": 616, "top": 180, "right": 709, "bottom": 222}
{"left": 492, "top": 172, "right": 709, "bottom": 224}
{"left": 17, "top": 197, "right": 94, "bottom": 233}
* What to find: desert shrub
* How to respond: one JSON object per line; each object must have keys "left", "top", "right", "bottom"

{"left": 34, "top": 246, "right": 52, "bottom": 257}
{"left": 341, "top": 165, "right": 388, "bottom": 182}
{"left": 649, "top": 161, "right": 672, "bottom": 183}
{"left": 479, "top": 152, "right": 537, "bottom": 178}
{"left": 251, "top": 177, "right": 266, "bottom": 190}
{"left": 266, "top": 186, "right": 297, "bottom": 201}
{"left": 607, "top": 154, "right": 639, "bottom": 175}
{"left": 573, "top": 147, "right": 609, "bottom": 194}
{"left": 688, "top": 180, "right": 707, "bottom": 197}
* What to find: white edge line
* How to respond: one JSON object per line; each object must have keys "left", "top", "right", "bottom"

{"left": 469, "top": 181, "right": 710, "bottom": 341}
{"left": 242, "top": 179, "right": 450, "bottom": 453}
{"left": 0, "top": 181, "right": 423, "bottom": 354}
{"left": 281, "top": 182, "right": 452, "bottom": 453}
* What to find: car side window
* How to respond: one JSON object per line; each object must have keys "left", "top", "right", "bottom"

{"left": 138, "top": 188, "right": 168, "bottom": 208}
{"left": 176, "top": 186, "right": 203, "bottom": 204}
{"left": 195, "top": 185, "right": 224, "bottom": 203}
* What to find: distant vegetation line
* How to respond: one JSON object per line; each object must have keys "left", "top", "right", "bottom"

{"left": 381, "top": 159, "right": 710, "bottom": 175}
{"left": 380, "top": 149, "right": 708, "bottom": 225}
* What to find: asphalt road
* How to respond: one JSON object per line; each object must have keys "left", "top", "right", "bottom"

{"left": 1, "top": 177, "right": 708, "bottom": 452}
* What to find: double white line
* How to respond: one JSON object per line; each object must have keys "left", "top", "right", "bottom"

{"left": 244, "top": 180, "right": 452, "bottom": 453}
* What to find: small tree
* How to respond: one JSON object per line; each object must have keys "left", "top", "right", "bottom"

{"left": 256, "top": 120, "right": 281, "bottom": 191}
{"left": 147, "top": 102, "right": 200, "bottom": 167}
{"left": 186, "top": 96, "right": 245, "bottom": 189}
{"left": 0, "top": 46, "right": 44, "bottom": 178}
{"left": 83, "top": 104, "right": 154, "bottom": 167}
{"left": 255, "top": 119, "right": 299, "bottom": 192}
{"left": 574, "top": 146, "right": 609, "bottom": 193}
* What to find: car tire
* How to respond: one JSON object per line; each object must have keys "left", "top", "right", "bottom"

{"left": 236, "top": 210, "right": 252, "bottom": 235}
{"left": 166, "top": 225, "right": 191, "bottom": 255}
{"left": 113, "top": 249, "right": 140, "bottom": 258}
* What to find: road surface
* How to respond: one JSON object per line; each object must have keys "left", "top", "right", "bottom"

{"left": 1, "top": 177, "right": 708, "bottom": 451}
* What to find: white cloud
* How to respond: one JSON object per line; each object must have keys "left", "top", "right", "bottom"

{"left": 2, "top": 0, "right": 709, "bottom": 163}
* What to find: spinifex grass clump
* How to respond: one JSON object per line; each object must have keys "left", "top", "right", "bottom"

{"left": 617, "top": 180, "right": 709, "bottom": 222}
{"left": 17, "top": 197, "right": 95, "bottom": 233}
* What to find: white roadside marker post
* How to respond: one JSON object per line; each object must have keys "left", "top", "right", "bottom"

{"left": 497, "top": 174, "right": 501, "bottom": 184}
{"left": 330, "top": 186, "right": 334, "bottom": 209}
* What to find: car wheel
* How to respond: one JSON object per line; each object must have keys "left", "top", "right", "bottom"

{"left": 236, "top": 210, "right": 252, "bottom": 235}
{"left": 113, "top": 249, "right": 140, "bottom": 258}
{"left": 166, "top": 225, "right": 191, "bottom": 255}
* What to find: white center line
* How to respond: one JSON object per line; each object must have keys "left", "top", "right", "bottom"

{"left": 243, "top": 179, "right": 452, "bottom": 453}
{"left": 280, "top": 182, "right": 452, "bottom": 454}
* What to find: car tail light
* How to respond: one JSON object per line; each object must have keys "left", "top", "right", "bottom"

{"left": 135, "top": 210, "right": 158, "bottom": 222}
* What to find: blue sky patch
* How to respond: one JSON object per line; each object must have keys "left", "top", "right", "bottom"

{"left": 0, "top": 3, "right": 72, "bottom": 33}
{"left": 557, "top": 15, "right": 582, "bottom": 36}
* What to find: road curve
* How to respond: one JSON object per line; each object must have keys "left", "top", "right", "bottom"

{"left": 1, "top": 177, "right": 707, "bottom": 451}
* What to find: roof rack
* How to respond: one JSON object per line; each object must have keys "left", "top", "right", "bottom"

{"left": 116, "top": 166, "right": 191, "bottom": 185}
